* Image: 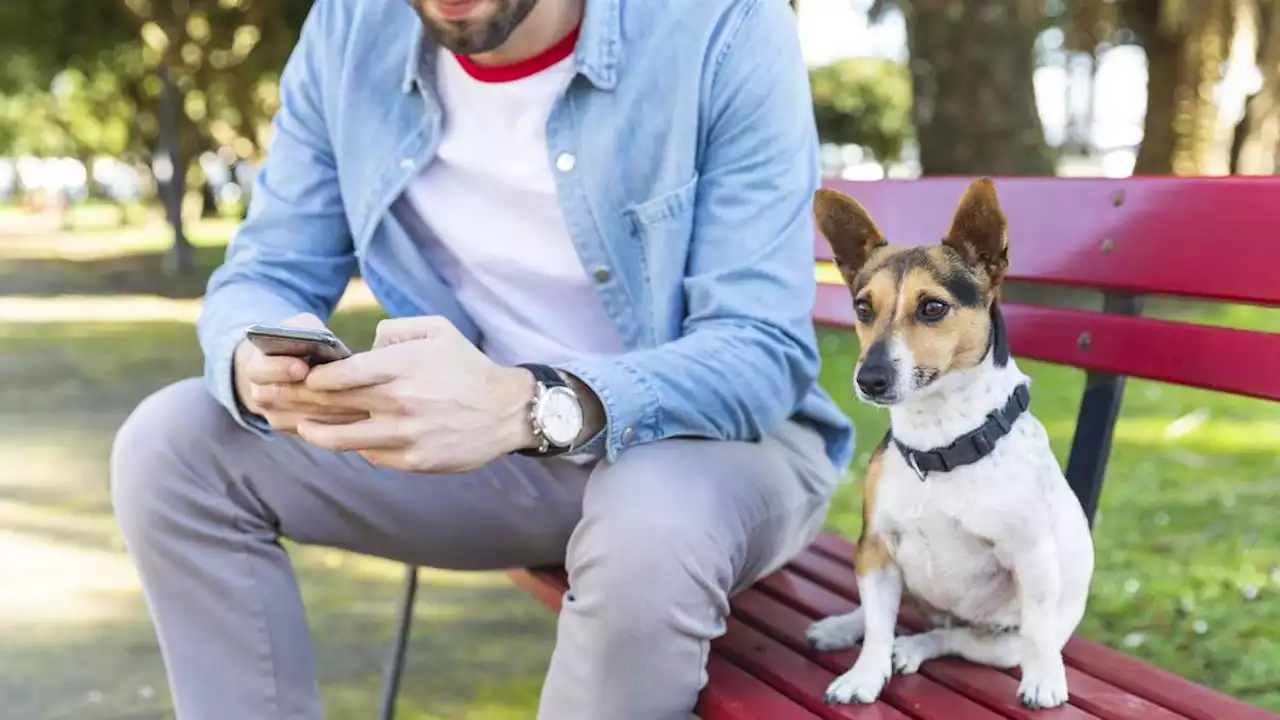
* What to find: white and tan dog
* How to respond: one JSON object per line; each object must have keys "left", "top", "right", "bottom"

{"left": 805, "top": 178, "right": 1095, "bottom": 710}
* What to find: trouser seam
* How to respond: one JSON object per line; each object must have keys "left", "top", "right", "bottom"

{"left": 231, "top": 512, "right": 286, "bottom": 720}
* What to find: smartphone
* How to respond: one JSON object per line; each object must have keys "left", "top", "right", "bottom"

{"left": 245, "top": 323, "right": 353, "bottom": 366}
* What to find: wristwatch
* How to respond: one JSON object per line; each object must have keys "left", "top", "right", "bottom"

{"left": 517, "top": 363, "right": 584, "bottom": 456}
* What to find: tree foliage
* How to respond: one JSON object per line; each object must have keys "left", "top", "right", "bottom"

{"left": 0, "top": 0, "right": 313, "bottom": 162}
{"left": 809, "top": 58, "right": 914, "bottom": 162}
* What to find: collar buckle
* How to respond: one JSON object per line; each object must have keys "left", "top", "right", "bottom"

{"left": 906, "top": 451, "right": 927, "bottom": 482}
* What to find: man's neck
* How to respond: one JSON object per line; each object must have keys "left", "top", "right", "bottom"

{"left": 470, "top": 0, "right": 584, "bottom": 65}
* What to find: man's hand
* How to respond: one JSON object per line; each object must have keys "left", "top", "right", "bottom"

{"left": 292, "top": 316, "right": 540, "bottom": 473}
{"left": 232, "top": 313, "right": 369, "bottom": 433}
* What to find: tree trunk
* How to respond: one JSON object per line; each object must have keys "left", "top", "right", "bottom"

{"left": 1229, "top": 96, "right": 1253, "bottom": 173}
{"left": 1237, "top": 0, "right": 1280, "bottom": 173}
{"left": 1132, "top": 0, "right": 1183, "bottom": 174}
{"left": 1131, "top": 0, "right": 1232, "bottom": 174}
{"left": 157, "top": 63, "right": 193, "bottom": 274}
{"left": 901, "top": 0, "right": 1053, "bottom": 175}
{"left": 202, "top": 179, "right": 220, "bottom": 218}
{"left": 1181, "top": 0, "right": 1230, "bottom": 174}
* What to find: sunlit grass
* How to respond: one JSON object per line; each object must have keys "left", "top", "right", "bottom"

{"left": 0, "top": 281, "right": 377, "bottom": 324}
{"left": 0, "top": 215, "right": 238, "bottom": 261}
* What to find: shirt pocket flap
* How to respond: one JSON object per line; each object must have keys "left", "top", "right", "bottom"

{"left": 624, "top": 173, "right": 699, "bottom": 232}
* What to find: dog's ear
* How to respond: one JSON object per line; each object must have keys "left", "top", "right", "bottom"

{"left": 942, "top": 177, "right": 1009, "bottom": 286}
{"left": 813, "top": 188, "right": 887, "bottom": 285}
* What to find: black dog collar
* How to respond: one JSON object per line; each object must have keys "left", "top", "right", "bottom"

{"left": 891, "top": 384, "right": 1031, "bottom": 481}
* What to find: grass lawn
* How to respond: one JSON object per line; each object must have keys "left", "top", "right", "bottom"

{"left": 2, "top": 216, "right": 1277, "bottom": 715}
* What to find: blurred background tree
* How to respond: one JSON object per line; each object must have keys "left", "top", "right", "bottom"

{"left": 809, "top": 57, "right": 914, "bottom": 163}
{"left": 888, "top": 0, "right": 1055, "bottom": 175}
{"left": 4, "top": 0, "right": 1280, "bottom": 264}
{"left": 0, "top": 0, "right": 311, "bottom": 269}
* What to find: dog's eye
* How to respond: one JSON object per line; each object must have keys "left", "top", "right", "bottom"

{"left": 854, "top": 299, "right": 875, "bottom": 323}
{"left": 917, "top": 299, "right": 950, "bottom": 322}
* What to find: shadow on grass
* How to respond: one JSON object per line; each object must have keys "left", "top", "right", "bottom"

{"left": 0, "top": 246, "right": 228, "bottom": 299}
{"left": 1, "top": 306, "right": 557, "bottom": 720}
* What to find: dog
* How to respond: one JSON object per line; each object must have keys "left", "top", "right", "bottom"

{"left": 804, "top": 178, "right": 1095, "bottom": 710}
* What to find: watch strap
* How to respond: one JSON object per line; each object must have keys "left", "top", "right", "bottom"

{"left": 519, "top": 362, "right": 566, "bottom": 390}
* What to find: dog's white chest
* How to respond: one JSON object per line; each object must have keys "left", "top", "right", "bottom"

{"left": 880, "top": 465, "right": 1019, "bottom": 627}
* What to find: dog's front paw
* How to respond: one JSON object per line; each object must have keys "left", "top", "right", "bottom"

{"left": 806, "top": 612, "right": 864, "bottom": 652}
{"left": 823, "top": 662, "right": 890, "bottom": 705}
{"left": 892, "top": 632, "right": 940, "bottom": 675}
{"left": 1017, "top": 663, "right": 1069, "bottom": 709}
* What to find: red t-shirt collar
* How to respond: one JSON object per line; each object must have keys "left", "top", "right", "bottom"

{"left": 453, "top": 24, "right": 580, "bottom": 83}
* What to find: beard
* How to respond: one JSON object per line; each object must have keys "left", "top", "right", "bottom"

{"left": 411, "top": 0, "right": 540, "bottom": 55}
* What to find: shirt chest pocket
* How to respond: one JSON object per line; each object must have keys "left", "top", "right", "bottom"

{"left": 620, "top": 173, "right": 699, "bottom": 341}
{"left": 622, "top": 174, "right": 699, "bottom": 276}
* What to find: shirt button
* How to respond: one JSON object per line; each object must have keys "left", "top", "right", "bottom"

{"left": 593, "top": 266, "right": 611, "bottom": 283}
{"left": 399, "top": 157, "right": 415, "bottom": 170}
{"left": 620, "top": 427, "right": 636, "bottom": 445}
{"left": 556, "top": 153, "right": 576, "bottom": 172}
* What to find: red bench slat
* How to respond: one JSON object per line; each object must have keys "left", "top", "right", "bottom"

{"left": 812, "top": 283, "right": 1280, "bottom": 402}
{"left": 716, "top": 617, "right": 913, "bottom": 720}
{"left": 703, "top": 657, "right": 826, "bottom": 720}
{"left": 753, "top": 572, "right": 1101, "bottom": 720}
{"left": 806, "top": 535, "right": 1279, "bottom": 720}
{"left": 813, "top": 177, "right": 1280, "bottom": 307}
{"left": 509, "top": 569, "right": 824, "bottom": 719}
{"left": 752, "top": 563, "right": 1182, "bottom": 720}
{"left": 730, "top": 589, "right": 1010, "bottom": 719}
{"left": 778, "top": 550, "right": 1201, "bottom": 720}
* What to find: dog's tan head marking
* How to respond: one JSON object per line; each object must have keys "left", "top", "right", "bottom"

{"left": 814, "top": 178, "right": 1011, "bottom": 406}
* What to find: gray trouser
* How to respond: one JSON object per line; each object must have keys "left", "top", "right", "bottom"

{"left": 110, "top": 378, "right": 838, "bottom": 720}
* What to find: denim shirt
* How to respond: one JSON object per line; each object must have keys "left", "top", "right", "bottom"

{"left": 198, "top": 0, "right": 855, "bottom": 471}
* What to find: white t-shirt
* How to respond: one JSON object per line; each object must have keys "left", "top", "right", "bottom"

{"left": 404, "top": 30, "right": 624, "bottom": 367}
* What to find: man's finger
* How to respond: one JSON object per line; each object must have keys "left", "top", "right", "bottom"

{"left": 254, "top": 382, "right": 386, "bottom": 413}
{"left": 263, "top": 409, "right": 369, "bottom": 433}
{"left": 373, "top": 316, "right": 453, "bottom": 349}
{"left": 295, "top": 416, "right": 407, "bottom": 453}
{"left": 245, "top": 355, "right": 309, "bottom": 385}
{"left": 265, "top": 401, "right": 370, "bottom": 420}
{"left": 304, "top": 350, "right": 396, "bottom": 392}
{"left": 356, "top": 448, "right": 413, "bottom": 472}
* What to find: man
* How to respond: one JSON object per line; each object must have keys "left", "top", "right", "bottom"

{"left": 110, "top": 0, "right": 855, "bottom": 717}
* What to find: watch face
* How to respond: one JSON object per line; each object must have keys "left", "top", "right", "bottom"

{"left": 537, "top": 386, "right": 583, "bottom": 446}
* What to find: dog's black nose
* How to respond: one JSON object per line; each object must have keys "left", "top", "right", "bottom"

{"left": 856, "top": 364, "right": 892, "bottom": 396}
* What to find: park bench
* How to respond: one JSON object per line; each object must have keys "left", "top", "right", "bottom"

{"left": 377, "top": 176, "right": 1280, "bottom": 719}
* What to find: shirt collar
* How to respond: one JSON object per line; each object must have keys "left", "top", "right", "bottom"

{"left": 402, "top": 0, "right": 621, "bottom": 94}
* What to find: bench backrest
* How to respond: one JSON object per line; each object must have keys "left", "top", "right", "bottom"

{"left": 812, "top": 177, "right": 1280, "bottom": 403}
